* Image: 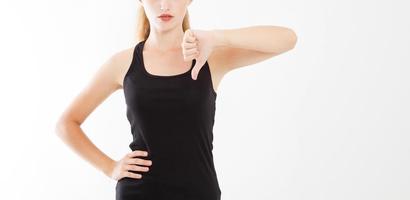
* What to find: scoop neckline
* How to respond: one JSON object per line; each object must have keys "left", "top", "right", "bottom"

{"left": 139, "top": 40, "right": 195, "bottom": 79}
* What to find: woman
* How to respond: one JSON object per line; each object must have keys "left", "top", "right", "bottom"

{"left": 55, "top": 0, "right": 297, "bottom": 199}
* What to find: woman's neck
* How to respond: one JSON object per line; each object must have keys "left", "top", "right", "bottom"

{"left": 145, "top": 27, "right": 185, "bottom": 52}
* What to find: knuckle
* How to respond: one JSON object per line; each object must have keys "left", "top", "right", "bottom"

{"left": 136, "top": 159, "right": 144, "bottom": 165}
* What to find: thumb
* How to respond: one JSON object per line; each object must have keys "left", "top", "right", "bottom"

{"left": 191, "top": 58, "right": 204, "bottom": 80}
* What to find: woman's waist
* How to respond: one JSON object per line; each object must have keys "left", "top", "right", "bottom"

{"left": 129, "top": 139, "right": 215, "bottom": 168}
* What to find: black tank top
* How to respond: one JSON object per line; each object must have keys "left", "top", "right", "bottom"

{"left": 116, "top": 40, "right": 221, "bottom": 200}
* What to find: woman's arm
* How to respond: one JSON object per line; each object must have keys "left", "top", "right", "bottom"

{"left": 54, "top": 48, "right": 133, "bottom": 177}
{"left": 209, "top": 25, "right": 298, "bottom": 73}
{"left": 213, "top": 25, "right": 298, "bottom": 53}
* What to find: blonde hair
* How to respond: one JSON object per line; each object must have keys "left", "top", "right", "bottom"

{"left": 135, "top": 4, "right": 191, "bottom": 42}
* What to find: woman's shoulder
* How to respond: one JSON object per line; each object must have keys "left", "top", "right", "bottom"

{"left": 110, "top": 42, "right": 143, "bottom": 88}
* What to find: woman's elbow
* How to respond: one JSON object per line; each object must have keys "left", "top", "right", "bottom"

{"left": 55, "top": 116, "right": 69, "bottom": 137}
{"left": 54, "top": 114, "right": 79, "bottom": 137}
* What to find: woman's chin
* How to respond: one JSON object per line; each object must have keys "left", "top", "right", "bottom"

{"left": 153, "top": 22, "right": 181, "bottom": 32}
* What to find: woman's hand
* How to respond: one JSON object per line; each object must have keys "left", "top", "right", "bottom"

{"left": 106, "top": 150, "right": 152, "bottom": 181}
{"left": 182, "top": 29, "right": 218, "bottom": 80}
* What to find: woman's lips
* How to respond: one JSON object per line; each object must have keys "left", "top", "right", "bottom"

{"left": 158, "top": 13, "right": 173, "bottom": 21}
{"left": 158, "top": 15, "right": 173, "bottom": 21}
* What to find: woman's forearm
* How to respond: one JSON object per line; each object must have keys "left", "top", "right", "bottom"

{"left": 212, "top": 25, "right": 298, "bottom": 53}
{"left": 55, "top": 120, "right": 115, "bottom": 176}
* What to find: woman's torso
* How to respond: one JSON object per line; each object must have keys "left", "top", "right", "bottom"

{"left": 117, "top": 40, "right": 221, "bottom": 200}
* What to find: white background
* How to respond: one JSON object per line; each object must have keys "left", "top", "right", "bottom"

{"left": 1, "top": 0, "right": 409, "bottom": 199}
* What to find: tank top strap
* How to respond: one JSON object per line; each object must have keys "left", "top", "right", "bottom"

{"left": 133, "top": 40, "right": 146, "bottom": 75}
{"left": 125, "top": 39, "right": 216, "bottom": 98}
{"left": 122, "top": 41, "right": 143, "bottom": 86}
